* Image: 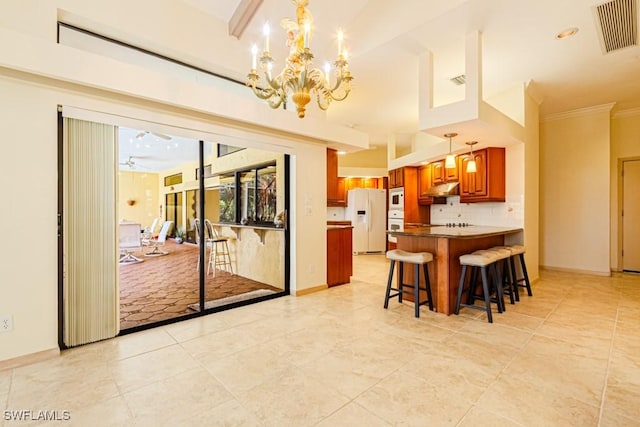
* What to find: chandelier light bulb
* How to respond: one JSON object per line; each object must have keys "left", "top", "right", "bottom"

{"left": 263, "top": 23, "right": 270, "bottom": 52}
{"left": 337, "top": 29, "right": 344, "bottom": 56}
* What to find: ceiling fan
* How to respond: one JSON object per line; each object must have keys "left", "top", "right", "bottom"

{"left": 119, "top": 156, "right": 153, "bottom": 169}
{"left": 135, "top": 130, "right": 172, "bottom": 141}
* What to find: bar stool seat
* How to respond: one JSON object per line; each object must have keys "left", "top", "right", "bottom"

{"left": 455, "top": 251, "right": 504, "bottom": 323}
{"left": 384, "top": 249, "right": 434, "bottom": 318}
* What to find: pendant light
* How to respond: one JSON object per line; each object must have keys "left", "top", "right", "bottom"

{"left": 444, "top": 132, "right": 457, "bottom": 169}
{"left": 465, "top": 141, "right": 478, "bottom": 173}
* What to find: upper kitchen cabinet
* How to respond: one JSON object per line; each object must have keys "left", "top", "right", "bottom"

{"left": 431, "top": 159, "right": 459, "bottom": 186}
{"left": 388, "top": 168, "right": 405, "bottom": 188}
{"left": 418, "top": 164, "right": 435, "bottom": 205}
{"left": 458, "top": 147, "right": 505, "bottom": 203}
{"left": 327, "top": 148, "right": 346, "bottom": 206}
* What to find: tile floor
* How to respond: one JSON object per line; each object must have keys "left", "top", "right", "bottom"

{"left": 119, "top": 240, "right": 281, "bottom": 329}
{"left": 2, "top": 255, "right": 640, "bottom": 426}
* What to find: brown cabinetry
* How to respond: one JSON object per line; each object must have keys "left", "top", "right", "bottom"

{"left": 401, "top": 166, "right": 431, "bottom": 224}
{"left": 458, "top": 147, "right": 505, "bottom": 203}
{"left": 327, "top": 225, "right": 353, "bottom": 286}
{"left": 431, "top": 159, "right": 459, "bottom": 186}
{"left": 388, "top": 168, "right": 405, "bottom": 188}
{"left": 327, "top": 148, "right": 346, "bottom": 207}
{"left": 418, "top": 164, "right": 436, "bottom": 205}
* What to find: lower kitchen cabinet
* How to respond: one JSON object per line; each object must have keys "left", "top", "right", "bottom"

{"left": 327, "top": 225, "right": 353, "bottom": 286}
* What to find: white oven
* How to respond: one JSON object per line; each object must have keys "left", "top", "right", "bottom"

{"left": 389, "top": 187, "right": 404, "bottom": 210}
{"left": 388, "top": 208, "right": 404, "bottom": 243}
{"left": 388, "top": 218, "right": 404, "bottom": 243}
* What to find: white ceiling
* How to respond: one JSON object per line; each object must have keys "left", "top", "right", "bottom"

{"left": 176, "top": 0, "right": 640, "bottom": 147}
{"left": 118, "top": 127, "right": 205, "bottom": 172}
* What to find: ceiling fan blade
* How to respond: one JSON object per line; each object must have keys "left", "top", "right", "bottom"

{"left": 135, "top": 130, "right": 172, "bottom": 141}
{"left": 150, "top": 131, "right": 172, "bottom": 141}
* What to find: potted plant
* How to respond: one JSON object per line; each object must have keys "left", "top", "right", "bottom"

{"left": 174, "top": 226, "right": 185, "bottom": 244}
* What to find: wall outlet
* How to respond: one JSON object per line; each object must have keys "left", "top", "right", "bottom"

{"left": 0, "top": 315, "right": 12, "bottom": 332}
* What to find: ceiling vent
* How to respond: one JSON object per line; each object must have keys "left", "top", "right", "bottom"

{"left": 449, "top": 74, "right": 466, "bottom": 85}
{"left": 594, "top": 0, "right": 638, "bottom": 53}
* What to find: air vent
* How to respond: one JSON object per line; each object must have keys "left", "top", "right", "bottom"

{"left": 449, "top": 74, "right": 466, "bottom": 85}
{"left": 595, "top": 0, "right": 638, "bottom": 53}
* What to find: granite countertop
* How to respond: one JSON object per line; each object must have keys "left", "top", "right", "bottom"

{"left": 388, "top": 225, "right": 523, "bottom": 239}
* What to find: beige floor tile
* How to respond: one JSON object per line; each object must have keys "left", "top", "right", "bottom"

{"left": 315, "top": 402, "right": 391, "bottom": 427}
{"left": 599, "top": 405, "right": 639, "bottom": 427}
{"left": 203, "top": 340, "right": 294, "bottom": 393}
{"left": 35, "top": 396, "right": 133, "bottom": 427}
{"left": 617, "top": 302, "right": 640, "bottom": 324}
{"left": 122, "top": 368, "right": 234, "bottom": 426}
{"left": 532, "top": 327, "right": 613, "bottom": 361}
{"left": 180, "top": 399, "right": 265, "bottom": 427}
{"left": 162, "top": 314, "right": 229, "bottom": 343}
{"left": 536, "top": 315, "right": 616, "bottom": 343}
{"left": 457, "top": 405, "right": 523, "bottom": 427}
{"left": 475, "top": 374, "right": 600, "bottom": 426}
{"left": 70, "top": 328, "right": 178, "bottom": 363}
{"left": 508, "top": 300, "right": 559, "bottom": 318}
{"left": 504, "top": 335, "right": 609, "bottom": 406}
{"left": 236, "top": 369, "right": 349, "bottom": 427}
{"left": 355, "top": 371, "right": 473, "bottom": 426}
{"left": 298, "top": 328, "right": 431, "bottom": 399}
{"left": 8, "top": 361, "right": 119, "bottom": 417}
{"left": 480, "top": 309, "right": 544, "bottom": 332}
{"left": 108, "top": 344, "right": 199, "bottom": 393}
{"left": 179, "top": 327, "right": 262, "bottom": 364}
{"left": 603, "top": 358, "right": 640, "bottom": 420}
{"left": 456, "top": 320, "right": 532, "bottom": 350}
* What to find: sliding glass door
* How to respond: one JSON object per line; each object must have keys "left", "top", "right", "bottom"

{"left": 60, "top": 115, "right": 290, "bottom": 344}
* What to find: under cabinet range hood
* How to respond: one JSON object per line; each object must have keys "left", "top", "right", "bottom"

{"left": 423, "top": 182, "right": 459, "bottom": 197}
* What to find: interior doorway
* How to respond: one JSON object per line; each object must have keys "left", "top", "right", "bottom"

{"left": 622, "top": 159, "right": 640, "bottom": 272}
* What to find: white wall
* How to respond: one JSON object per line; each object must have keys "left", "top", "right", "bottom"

{"left": 540, "top": 105, "right": 612, "bottom": 275}
{"left": 0, "top": 0, "right": 347, "bottom": 362}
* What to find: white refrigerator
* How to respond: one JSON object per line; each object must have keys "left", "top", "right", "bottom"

{"left": 346, "top": 188, "right": 387, "bottom": 253}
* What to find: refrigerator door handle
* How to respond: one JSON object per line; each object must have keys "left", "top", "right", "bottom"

{"left": 368, "top": 199, "right": 372, "bottom": 232}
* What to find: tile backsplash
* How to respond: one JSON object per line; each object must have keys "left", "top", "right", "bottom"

{"left": 327, "top": 207, "right": 346, "bottom": 221}
{"left": 430, "top": 195, "right": 524, "bottom": 227}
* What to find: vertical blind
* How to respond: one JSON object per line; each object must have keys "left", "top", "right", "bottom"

{"left": 63, "top": 117, "right": 119, "bottom": 347}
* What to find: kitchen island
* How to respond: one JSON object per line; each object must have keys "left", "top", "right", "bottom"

{"left": 389, "top": 226, "right": 522, "bottom": 315}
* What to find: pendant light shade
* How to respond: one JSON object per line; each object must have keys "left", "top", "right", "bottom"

{"left": 444, "top": 132, "right": 457, "bottom": 169}
{"left": 465, "top": 141, "right": 478, "bottom": 173}
{"left": 445, "top": 154, "right": 456, "bottom": 169}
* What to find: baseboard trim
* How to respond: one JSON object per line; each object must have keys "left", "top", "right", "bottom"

{"left": 0, "top": 348, "right": 60, "bottom": 371}
{"left": 293, "top": 284, "right": 328, "bottom": 296}
{"left": 540, "top": 265, "right": 612, "bottom": 277}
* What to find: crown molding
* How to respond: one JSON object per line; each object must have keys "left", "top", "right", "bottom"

{"left": 612, "top": 107, "right": 640, "bottom": 119}
{"left": 541, "top": 102, "right": 616, "bottom": 123}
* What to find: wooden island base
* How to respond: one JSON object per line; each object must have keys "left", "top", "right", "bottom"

{"left": 394, "top": 226, "right": 522, "bottom": 315}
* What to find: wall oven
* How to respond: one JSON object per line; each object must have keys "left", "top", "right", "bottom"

{"left": 389, "top": 187, "right": 404, "bottom": 210}
{"left": 388, "top": 217, "right": 404, "bottom": 243}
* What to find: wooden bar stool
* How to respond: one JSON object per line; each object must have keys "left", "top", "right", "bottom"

{"left": 506, "top": 245, "right": 532, "bottom": 299}
{"left": 455, "top": 251, "right": 503, "bottom": 323}
{"left": 383, "top": 249, "right": 434, "bottom": 318}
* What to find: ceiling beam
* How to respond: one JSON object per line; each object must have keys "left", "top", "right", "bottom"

{"left": 228, "top": 0, "right": 264, "bottom": 39}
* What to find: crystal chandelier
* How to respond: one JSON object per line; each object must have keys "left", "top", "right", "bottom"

{"left": 247, "top": 0, "right": 353, "bottom": 118}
